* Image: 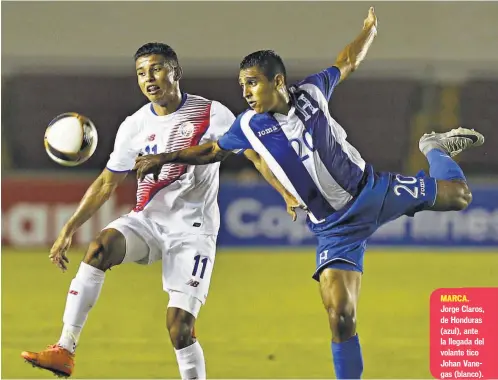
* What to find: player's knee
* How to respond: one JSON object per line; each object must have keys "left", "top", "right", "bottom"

{"left": 83, "top": 229, "right": 125, "bottom": 271}
{"left": 449, "top": 182, "right": 472, "bottom": 211}
{"left": 320, "top": 269, "right": 360, "bottom": 342}
{"left": 326, "top": 305, "right": 357, "bottom": 342}
{"left": 167, "top": 307, "right": 196, "bottom": 349}
{"left": 167, "top": 316, "right": 195, "bottom": 350}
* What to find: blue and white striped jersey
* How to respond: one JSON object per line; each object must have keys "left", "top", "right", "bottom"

{"left": 218, "top": 67, "right": 367, "bottom": 224}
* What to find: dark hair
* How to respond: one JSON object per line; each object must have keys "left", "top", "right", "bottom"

{"left": 240, "top": 50, "right": 287, "bottom": 82}
{"left": 134, "top": 42, "right": 180, "bottom": 68}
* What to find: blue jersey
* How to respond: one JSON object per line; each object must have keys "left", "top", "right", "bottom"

{"left": 218, "top": 66, "right": 367, "bottom": 224}
{"left": 219, "top": 66, "right": 438, "bottom": 278}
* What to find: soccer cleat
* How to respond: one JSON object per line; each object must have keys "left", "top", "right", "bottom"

{"left": 21, "top": 344, "right": 74, "bottom": 378}
{"left": 419, "top": 127, "right": 485, "bottom": 157}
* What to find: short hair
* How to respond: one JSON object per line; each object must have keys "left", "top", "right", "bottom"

{"left": 240, "top": 50, "right": 287, "bottom": 82}
{"left": 134, "top": 42, "right": 180, "bottom": 68}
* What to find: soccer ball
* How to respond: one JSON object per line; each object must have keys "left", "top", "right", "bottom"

{"left": 44, "top": 113, "right": 98, "bottom": 166}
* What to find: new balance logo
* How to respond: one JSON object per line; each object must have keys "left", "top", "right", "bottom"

{"left": 186, "top": 279, "right": 200, "bottom": 288}
{"left": 68, "top": 290, "right": 79, "bottom": 295}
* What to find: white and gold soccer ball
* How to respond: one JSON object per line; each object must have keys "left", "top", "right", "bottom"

{"left": 44, "top": 112, "right": 98, "bottom": 166}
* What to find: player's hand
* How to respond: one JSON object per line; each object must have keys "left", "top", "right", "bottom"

{"left": 284, "top": 195, "right": 307, "bottom": 222}
{"left": 133, "top": 154, "right": 164, "bottom": 182}
{"left": 363, "top": 6, "right": 378, "bottom": 31}
{"left": 49, "top": 231, "right": 72, "bottom": 272}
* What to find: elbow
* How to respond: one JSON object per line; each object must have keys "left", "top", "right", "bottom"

{"left": 334, "top": 48, "right": 355, "bottom": 80}
{"left": 247, "top": 156, "right": 262, "bottom": 172}
{"left": 334, "top": 60, "right": 354, "bottom": 82}
{"left": 211, "top": 146, "right": 231, "bottom": 164}
{"left": 344, "top": 47, "right": 359, "bottom": 72}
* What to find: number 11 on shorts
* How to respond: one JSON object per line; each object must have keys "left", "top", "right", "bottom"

{"left": 192, "top": 255, "right": 208, "bottom": 279}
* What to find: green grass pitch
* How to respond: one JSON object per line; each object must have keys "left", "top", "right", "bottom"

{"left": 2, "top": 247, "right": 497, "bottom": 379}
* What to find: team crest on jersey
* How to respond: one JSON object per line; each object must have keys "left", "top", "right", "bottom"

{"left": 180, "top": 122, "right": 195, "bottom": 138}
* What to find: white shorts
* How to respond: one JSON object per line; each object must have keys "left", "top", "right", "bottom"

{"left": 103, "top": 212, "right": 217, "bottom": 319}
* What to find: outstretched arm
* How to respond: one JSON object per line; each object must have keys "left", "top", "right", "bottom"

{"left": 133, "top": 142, "right": 233, "bottom": 181}
{"left": 158, "top": 141, "right": 231, "bottom": 165}
{"left": 244, "top": 150, "right": 305, "bottom": 221}
{"left": 50, "top": 168, "right": 128, "bottom": 271}
{"left": 334, "top": 7, "right": 378, "bottom": 82}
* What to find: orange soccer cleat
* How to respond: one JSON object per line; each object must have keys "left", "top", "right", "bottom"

{"left": 21, "top": 344, "right": 75, "bottom": 378}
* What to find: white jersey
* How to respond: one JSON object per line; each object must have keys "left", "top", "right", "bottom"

{"left": 106, "top": 93, "right": 235, "bottom": 235}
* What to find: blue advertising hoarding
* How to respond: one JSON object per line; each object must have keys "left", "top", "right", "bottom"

{"left": 217, "top": 182, "right": 498, "bottom": 247}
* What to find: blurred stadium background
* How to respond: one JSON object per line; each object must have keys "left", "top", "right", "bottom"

{"left": 2, "top": 2, "right": 497, "bottom": 379}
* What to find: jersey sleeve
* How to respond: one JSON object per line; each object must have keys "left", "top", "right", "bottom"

{"left": 199, "top": 101, "right": 236, "bottom": 143}
{"left": 217, "top": 112, "right": 253, "bottom": 154}
{"left": 106, "top": 117, "right": 141, "bottom": 172}
{"left": 297, "top": 66, "right": 341, "bottom": 101}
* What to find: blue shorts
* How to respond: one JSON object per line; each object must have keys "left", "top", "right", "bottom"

{"left": 309, "top": 165, "right": 437, "bottom": 281}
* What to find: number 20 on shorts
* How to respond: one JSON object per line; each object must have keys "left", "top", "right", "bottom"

{"left": 394, "top": 174, "right": 419, "bottom": 199}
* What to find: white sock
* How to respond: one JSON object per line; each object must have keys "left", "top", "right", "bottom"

{"left": 174, "top": 341, "right": 206, "bottom": 380}
{"left": 58, "top": 262, "right": 105, "bottom": 353}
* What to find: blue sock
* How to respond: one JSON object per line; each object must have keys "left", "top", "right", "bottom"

{"left": 331, "top": 334, "right": 363, "bottom": 379}
{"left": 426, "top": 149, "right": 466, "bottom": 181}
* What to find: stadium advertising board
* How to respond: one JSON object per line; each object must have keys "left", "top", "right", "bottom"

{"left": 2, "top": 178, "right": 497, "bottom": 247}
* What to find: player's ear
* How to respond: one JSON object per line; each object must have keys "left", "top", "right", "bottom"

{"left": 275, "top": 74, "right": 287, "bottom": 97}
{"left": 174, "top": 66, "right": 183, "bottom": 81}
{"left": 274, "top": 73, "right": 286, "bottom": 90}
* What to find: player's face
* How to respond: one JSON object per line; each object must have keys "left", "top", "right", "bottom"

{"left": 135, "top": 54, "right": 178, "bottom": 105}
{"left": 239, "top": 67, "right": 285, "bottom": 113}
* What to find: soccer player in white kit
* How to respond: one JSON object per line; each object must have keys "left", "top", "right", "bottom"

{"left": 21, "top": 42, "right": 237, "bottom": 380}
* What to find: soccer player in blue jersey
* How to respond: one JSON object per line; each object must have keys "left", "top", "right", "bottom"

{"left": 133, "top": 7, "right": 485, "bottom": 378}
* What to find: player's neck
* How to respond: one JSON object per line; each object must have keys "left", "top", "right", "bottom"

{"left": 272, "top": 89, "right": 291, "bottom": 115}
{"left": 273, "top": 102, "right": 291, "bottom": 115}
{"left": 152, "top": 92, "right": 183, "bottom": 116}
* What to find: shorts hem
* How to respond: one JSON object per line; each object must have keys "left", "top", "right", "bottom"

{"left": 165, "top": 287, "right": 206, "bottom": 304}
{"left": 312, "top": 258, "right": 362, "bottom": 281}
{"left": 102, "top": 218, "right": 157, "bottom": 265}
{"left": 166, "top": 289, "right": 204, "bottom": 318}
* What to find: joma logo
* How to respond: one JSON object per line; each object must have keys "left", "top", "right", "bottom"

{"left": 257, "top": 125, "right": 279, "bottom": 137}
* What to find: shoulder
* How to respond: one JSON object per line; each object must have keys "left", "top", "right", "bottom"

{"left": 290, "top": 66, "right": 341, "bottom": 99}
{"left": 129, "top": 103, "right": 152, "bottom": 119}
{"left": 210, "top": 100, "right": 235, "bottom": 121}
{"left": 125, "top": 103, "right": 151, "bottom": 125}
{"left": 236, "top": 110, "right": 278, "bottom": 134}
{"left": 178, "top": 94, "right": 215, "bottom": 120}
{"left": 185, "top": 93, "right": 209, "bottom": 102}
{"left": 184, "top": 93, "right": 213, "bottom": 108}
{"left": 181, "top": 95, "right": 236, "bottom": 130}
{"left": 116, "top": 103, "right": 150, "bottom": 137}
{"left": 291, "top": 66, "right": 341, "bottom": 87}
{"left": 186, "top": 94, "right": 233, "bottom": 116}
{"left": 237, "top": 109, "right": 274, "bottom": 124}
